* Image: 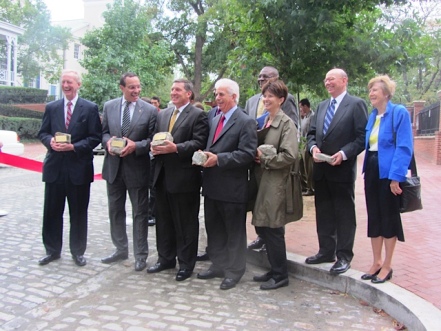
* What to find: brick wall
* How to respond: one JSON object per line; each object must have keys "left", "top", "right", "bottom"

{"left": 13, "top": 103, "right": 46, "bottom": 112}
{"left": 411, "top": 91, "right": 441, "bottom": 165}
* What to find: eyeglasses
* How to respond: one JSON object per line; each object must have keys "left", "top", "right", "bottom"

{"left": 258, "top": 74, "right": 275, "bottom": 80}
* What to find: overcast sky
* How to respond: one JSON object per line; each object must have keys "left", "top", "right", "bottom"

{"left": 43, "top": 0, "right": 84, "bottom": 21}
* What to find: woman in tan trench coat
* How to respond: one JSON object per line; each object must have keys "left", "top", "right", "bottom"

{"left": 252, "top": 80, "right": 298, "bottom": 290}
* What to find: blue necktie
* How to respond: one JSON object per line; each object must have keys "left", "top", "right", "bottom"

{"left": 323, "top": 99, "right": 336, "bottom": 135}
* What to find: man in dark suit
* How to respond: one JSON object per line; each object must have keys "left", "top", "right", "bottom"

{"left": 101, "top": 72, "right": 157, "bottom": 272}
{"left": 147, "top": 78, "right": 208, "bottom": 282}
{"left": 306, "top": 68, "right": 368, "bottom": 274}
{"left": 244, "top": 66, "right": 299, "bottom": 251}
{"left": 37, "top": 69, "right": 102, "bottom": 267}
{"left": 198, "top": 78, "right": 258, "bottom": 290}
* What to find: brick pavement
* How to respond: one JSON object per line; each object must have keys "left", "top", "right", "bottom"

{"left": 0, "top": 144, "right": 400, "bottom": 330}
{"left": 246, "top": 150, "right": 441, "bottom": 310}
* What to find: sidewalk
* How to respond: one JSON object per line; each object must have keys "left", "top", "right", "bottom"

{"left": 246, "top": 150, "right": 441, "bottom": 310}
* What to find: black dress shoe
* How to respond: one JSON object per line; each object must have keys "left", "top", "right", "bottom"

{"left": 220, "top": 278, "right": 237, "bottom": 290}
{"left": 196, "top": 252, "right": 210, "bottom": 261}
{"left": 371, "top": 269, "right": 393, "bottom": 284}
{"left": 305, "top": 253, "right": 336, "bottom": 265}
{"left": 197, "top": 269, "right": 224, "bottom": 279}
{"left": 253, "top": 272, "right": 272, "bottom": 282}
{"left": 330, "top": 259, "right": 351, "bottom": 275}
{"left": 135, "top": 259, "right": 147, "bottom": 271}
{"left": 260, "top": 278, "right": 289, "bottom": 290}
{"left": 361, "top": 268, "right": 381, "bottom": 280}
{"left": 101, "top": 252, "right": 128, "bottom": 264}
{"left": 247, "top": 237, "right": 265, "bottom": 250}
{"left": 147, "top": 262, "right": 176, "bottom": 273}
{"left": 148, "top": 218, "right": 156, "bottom": 226}
{"left": 38, "top": 254, "right": 61, "bottom": 265}
{"left": 72, "top": 255, "right": 87, "bottom": 267}
{"left": 176, "top": 269, "right": 192, "bottom": 281}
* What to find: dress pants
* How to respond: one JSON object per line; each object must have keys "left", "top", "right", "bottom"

{"left": 314, "top": 178, "right": 356, "bottom": 262}
{"left": 155, "top": 175, "right": 200, "bottom": 270}
{"left": 106, "top": 163, "right": 149, "bottom": 260}
{"left": 204, "top": 197, "right": 247, "bottom": 281}
{"left": 256, "top": 226, "right": 288, "bottom": 281}
{"left": 42, "top": 171, "right": 90, "bottom": 256}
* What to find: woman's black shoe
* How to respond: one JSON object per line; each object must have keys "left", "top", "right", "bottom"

{"left": 371, "top": 269, "right": 393, "bottom": 284}
{"left": 361, "top": 268, "right": 381, "bottom": 280}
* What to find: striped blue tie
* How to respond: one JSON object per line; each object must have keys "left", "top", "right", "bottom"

{"left": 323, "top": 99, "right": 336, "bottom": 135}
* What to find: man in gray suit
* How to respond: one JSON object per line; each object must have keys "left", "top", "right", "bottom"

{"left": 244, "top": 66, "right": 299, "bottom": 251}
{"left": 198, "top": 78, "right": 257, "bottom": 290}
{"left": 101, "top": 72, "right": 157, "bottom": 272}
{"left": 306, "top": 68, "right": 367, "bottom": 275}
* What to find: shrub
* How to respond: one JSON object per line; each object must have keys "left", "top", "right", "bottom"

{"left": 0, "top": 86, "right": 47, "bottom": 104}
{"left": 0, "top": 104, "right": 44, "bottom": 119}
{"left": 0, "top": 116, "right": 42, "bottom": 139}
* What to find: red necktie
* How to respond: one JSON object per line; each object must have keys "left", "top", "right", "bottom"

{"left": 213, "top": 115, "right": 225, "bottom": 142}
{"left": 66, "top": 101, "right": 72, "bottom": 130}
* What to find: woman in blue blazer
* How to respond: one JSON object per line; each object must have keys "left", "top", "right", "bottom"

{"left": 362, "top": 75, "right": 413, "bottom": 283}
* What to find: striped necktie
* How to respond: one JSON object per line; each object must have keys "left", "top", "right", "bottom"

{"left": 323, "top": 99, "right": 336, "bottom": 135}
{"left": 65, "top": 101, "right": 72, "bottom": 130}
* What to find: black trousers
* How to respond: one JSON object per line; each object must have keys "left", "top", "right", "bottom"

{"left": 256, "top": 226, "right": 288, "bottom": 281}
{"left": 314, "top": 178, "right": 356, "bottom": 262}
{"left": 42, "top": 176, "right": 90, "bottom": 256}
{"left": 155, "top": 176, "right": 200, "bottom": 270}
{"left": 204, "top": 197, "right": 247, "bottom": 281}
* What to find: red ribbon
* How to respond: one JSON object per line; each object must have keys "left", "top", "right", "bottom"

{"left": 0, "top": 152, "right": 102, "bottom": 180}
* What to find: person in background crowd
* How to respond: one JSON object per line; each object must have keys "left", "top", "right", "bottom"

{"left": 151, "top": 96, "right": 161, "bottom": 111}
{"left": 198, "top": 78, "right": 257, "bottom": 290}
{"left": 37, "top": 69, "right": 102, "bottom": 267}
{"left": 244, "top": 66, "right": 299, "bottom": 252}
{"left": 299, "top": 98, "right": 315, "bottom": 196}
{"left": 306, "top": 68, "right": 368, "bottom": 275}
{"left": 148, "top": 78, "right": 208, "bottom": 282}
{"left": 101, "top": 72, "right": 157, "bottom": 272}
{"left": 361, "top": 75, "right": 412, "bottom": 284}
{"left": 252, "top": 80, "right": 298, "bottom": 290}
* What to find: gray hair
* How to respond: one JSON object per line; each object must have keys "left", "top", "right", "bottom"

{"left": 61, "top": 69, "right": 81, "bottom": 84}
{"left": 215, "top": 78, "right": 240, "bottom": 104}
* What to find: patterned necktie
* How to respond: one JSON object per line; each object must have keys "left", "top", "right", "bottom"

{"left": 213, "top": 115, "right": 225, "bottom": 142}
{"left": 323, "top": 99, "right": 336, "bottom": 135}
{"left": 168, "top": 108, "right": 179, "bottom": 132}
{"left": 121, "top": 101, "right": 131, "bottom": 136}
{"left": 65, "top": 101, "right": 72, "bottom": 130}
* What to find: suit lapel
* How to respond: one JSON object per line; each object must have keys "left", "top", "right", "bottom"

{"left": 162, "top": 107, "right": 174, "bottom": 132}
{"left": 210, "top": 108, "right": 239, "bottom": 145}
{"left": 171, "top": 104, "right": 190, "bottom": 133}
{"left": 55, "top": 99, "right": 66, "bottom": 132}
{"left": 127, "top": 100, "right": 144, "bottom": 136}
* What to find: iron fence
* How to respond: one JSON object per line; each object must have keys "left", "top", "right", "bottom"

{"left": 416, "top": 101, "right": 440, "bottom": 136}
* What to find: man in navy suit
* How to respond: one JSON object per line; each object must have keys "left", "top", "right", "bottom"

{"left": 306, "top": 68, "right": 368, "bottom": 274}
{"left": 100, "top": 73, "right": 157, "bottom": 272}
{"left": 147, "top": 79, "right": 208, "bottom": 281}
{"left": 38, "top": 69, "right": 102, "bottom": 267}
{"left": 198, "top": 78, "right": 257, "bottom": 290}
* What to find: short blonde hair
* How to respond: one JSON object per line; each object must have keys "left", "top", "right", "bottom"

{"left": 368, "top": 75, "right": 396, "bottom": 100}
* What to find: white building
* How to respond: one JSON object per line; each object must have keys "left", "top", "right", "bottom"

{"left": 41, "top": 0, "right": 113, "bottom": 99}
{"left": 0, "top": 21, "right": 24, "bottom": 86}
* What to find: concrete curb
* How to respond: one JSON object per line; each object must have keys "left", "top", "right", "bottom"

{"left": 247, "top": 250, "right": 441, "bottom": 331}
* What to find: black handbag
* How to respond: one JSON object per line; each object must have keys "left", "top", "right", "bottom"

{"left": 399, "top": 156, "right": 422, "bottom": 213}
{"left": 392, "top": 107, "right": 423, "bottom": 213}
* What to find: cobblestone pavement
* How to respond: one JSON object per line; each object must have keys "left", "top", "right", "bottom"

{"left": 0, "top": 153, "right": 399, "bottom": 330}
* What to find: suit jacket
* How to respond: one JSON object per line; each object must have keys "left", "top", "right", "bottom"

{"left": 245, "top": 93, "right": 299, "bottom": 127}
{"left": 202, "top": 107, "right": 258, "bottom": 203}
{"left": 307, "top": 93, "right": 367, "bottom": 183}
{"left": 38, "top": 97, "right": 102, "bottom": 185}
{"left": 101, "top": 97, "right": 157, "bottom": 187}
{"left": 152, "top": 104, "right": 209, "bottom": 193}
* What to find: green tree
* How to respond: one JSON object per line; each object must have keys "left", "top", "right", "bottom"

{"left": 80, "top": 0, "right": 174, "bottom": 109}
{"left": 0, "top": 0, "right": 71, "bottom": 85}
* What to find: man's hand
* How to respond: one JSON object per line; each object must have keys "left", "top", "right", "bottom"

{"left": 312, "top": 146, "right": 324, "bottom": 163}
{"left": 255, "top": 149, "right": 262, "bottom": 164}
{"left": 329, "top": 152, "right": 343, "bottom": 166}
{"left": 202, "top": 151, "right": 218, "bottom": 168}
{"left": 151, "top": 140, "right": 177, "bottom": 156}
{"left": 50, "top": 137, "right": 75, "bottom": 152}
{"left": 119, "top": 138, "right": 136, "bottom": 157}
